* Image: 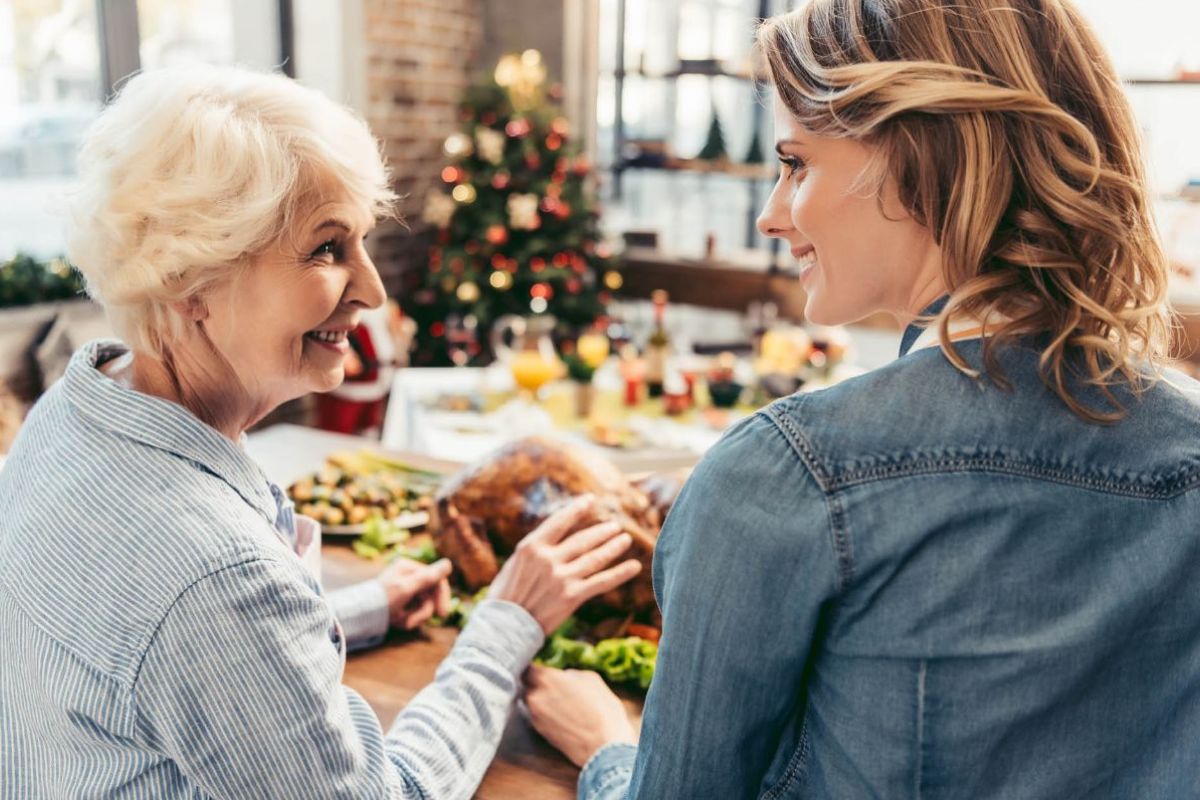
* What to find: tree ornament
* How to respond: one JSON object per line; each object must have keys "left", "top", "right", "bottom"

{"left": 485, "top": 224, "right": 509, "bottom": 245}
{"left": 443, "top": 132, "right": 474, "bottom": 158}
{"left": 422, "top": 192, "right": 457, "bottom": 227}
{"left": 456, "top": 281, "right": 481, "bottom": 303}
{"left": 475, "top": 127, "right": 506, "bottom": 164}
{"left": 507, "top": 193, "right": 541, "bottom": 230}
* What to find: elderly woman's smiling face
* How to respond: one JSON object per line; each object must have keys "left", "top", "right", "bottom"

{"left": 200, "top": 172, "right": 386, "bottom": 413}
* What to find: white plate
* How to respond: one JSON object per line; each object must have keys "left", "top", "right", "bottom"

{"left": 321, "top": 510, "right": 431, "bottom": 537}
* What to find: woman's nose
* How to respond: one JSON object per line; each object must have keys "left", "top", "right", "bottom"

{"left": 346, "top": 253, "right": 387, "bottom": 310}
{"left": 756, "top": 180, "right": 794, "bottom": 239}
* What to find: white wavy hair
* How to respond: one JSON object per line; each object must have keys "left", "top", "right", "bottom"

{"left": 66, "top": 65, "right": 396, "bottom": 356}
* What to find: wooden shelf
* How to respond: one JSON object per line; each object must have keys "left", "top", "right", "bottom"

{"left": 1123, "top": 78, "right": 1200, "bottom": 86}
{"left": 615, "top": 247, "right": 805, "bottom": 319}
{"left": 610, "top": 68, "right": 756, "bottom": 81}
{"left": 614, "top": 159, "right": 775, "bottom": 180}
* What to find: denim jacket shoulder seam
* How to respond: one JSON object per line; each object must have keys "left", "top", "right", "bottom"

{"left": 827, "top": 456, "right": 1200, "bottom": 499}
{"left": 761, "top": 402, "right": 855, "bottom": 592}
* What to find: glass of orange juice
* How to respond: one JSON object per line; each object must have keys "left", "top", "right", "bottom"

{"left": 491, "top": 314, "right": 563, "bottom": 401}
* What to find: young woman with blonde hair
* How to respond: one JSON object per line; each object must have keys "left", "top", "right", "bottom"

{"left": 526, "top": 0, "right": 1200, "bottom": 797}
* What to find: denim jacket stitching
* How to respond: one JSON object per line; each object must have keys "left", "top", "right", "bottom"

{"left": 914, "top": 659, "right": 928, "bottom": 800}
{"left": 763, "top": 403, "right": 855, "bottom": 591}
{"left": 587, "top": 764, "right": 633, "bottom": 798}
{"left": 826, "top": 455, "right": 1200, "bottom": 499}
{"left": 760, "top": 716, "right": 812, "bottom": 800}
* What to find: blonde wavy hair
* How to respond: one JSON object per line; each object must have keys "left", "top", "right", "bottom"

{"left": 66, "top": 65, "right": 396, "bottom": 358}
{"left": 758, "top": 0, "right": 1171, "bottom": 422}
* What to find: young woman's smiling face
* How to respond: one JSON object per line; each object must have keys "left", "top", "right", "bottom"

{"left": 757, "top": 92, "right": 946, "bottom": 326}
{"left": 201, "top": 172, "right": 386, "bottom": 414}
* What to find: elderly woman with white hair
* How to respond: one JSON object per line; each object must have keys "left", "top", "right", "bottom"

{"left": 0, "top": 66, "right": 640, "bottom": 797}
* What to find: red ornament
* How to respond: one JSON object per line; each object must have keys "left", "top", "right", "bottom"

{"left": 505, "top": 118, "right": 532, "bottom": 137}
{"left": 554, "top": 202, "right": 572, "bottom": 220}
{"left": 491, "top": 171, "right": 510, "bottom": 189}
{"left": 546, "top": 134, "right": 563, "bottom": 151}
{"left": 430, "top": 322, "right": 446, "bottom": 337}
{"left": 530, "top": 283, "right": 553, "bottom": 300}
{"left": 491, "top": 253, "right": 507, "bottom": 269}
{"left": 530, "top": 258, "right": 546, "bottom": 273}
{"left": 485, "top": 225, "right": 509, "bottom": 245}
{"left": 552, "top": 252, "right": 570, "bottom": 268}
{"left": 505, "top": 258, "right": 520, "bottom": 273}
{"left": 566, "top": 278, "right": 581, "bottom": 294}
{"left": 441, "top": 166, "right": 462, "bottom": 184}
{"left": 525, "top": 152, "right": 541, "bottom": 169}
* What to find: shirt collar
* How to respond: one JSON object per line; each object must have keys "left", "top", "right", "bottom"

{"left": 62, "top": 339, "right": 279, "bottom": 525}
{"left": 899, "top": 295, "right": 950, "bottom": 357}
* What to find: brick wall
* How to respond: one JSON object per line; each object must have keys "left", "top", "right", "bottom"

{"left": 359, "top": 0, "right": 567, "bottom": 298}
{"left": 360, "top": 0, "right": 484, "bottom": 295}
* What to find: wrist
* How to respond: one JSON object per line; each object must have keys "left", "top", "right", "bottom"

{"left": 575, "top": 722, "right": 635, "bottom": 768}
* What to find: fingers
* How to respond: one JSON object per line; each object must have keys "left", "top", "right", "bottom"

{"left": 523, "top": 494, "right": 596, "bottom": 546}
{"left": 567, "top": 532, "right": 633, "bottom": 578}
{"left": 576, "top": 559, "right": 642, "bottom": 602}
{"left": 398, "top": 596, "right": 436, "bottom": 630}
{"left": 555, "top": 520, "right": 622, "bottom": 561}
{"left": 393, "top": 558, "right": 453, "bottom": 598}
{"left": 434, "top": 576, "right": 453, "bottom": 619}
{"left": 524, "top": 663, "right": 549, "bottom": 687}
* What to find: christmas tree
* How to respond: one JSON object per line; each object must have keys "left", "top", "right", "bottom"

{"left": 405, "top": 50, "right": 619, "bottom": 367}
{"left": 697, "top": 108, "right": 727, "bottom": 161}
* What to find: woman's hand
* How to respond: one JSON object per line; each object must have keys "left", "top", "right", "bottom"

{"left": 524, "top": 665, "right": 637, "bottom": 767}
{"left": 489, "top": 495, "right": 642, "bottom": 635}
{"left": 377, "top": 558, "right": 454, "bottom": 630}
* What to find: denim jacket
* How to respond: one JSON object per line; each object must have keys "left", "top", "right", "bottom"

{"left": 581, "top": 327, "right": 1200, "bottom": 799}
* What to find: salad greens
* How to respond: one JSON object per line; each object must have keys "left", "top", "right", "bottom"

{"left": 535, "top": 618, "right": 658, "bottom": 689}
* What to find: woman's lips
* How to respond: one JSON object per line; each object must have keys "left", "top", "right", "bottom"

{"left": 792, "top": 247, "right": 817, "bottom": 282}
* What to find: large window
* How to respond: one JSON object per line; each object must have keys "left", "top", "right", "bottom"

{"left": 0, "top": 0, "right": 102, "bottom": 258}
{"left": 596, "top": 0, "right": 1200, "bottom": 275}
{"left": 0, "top": 0, "right": 286, "bottom": 261}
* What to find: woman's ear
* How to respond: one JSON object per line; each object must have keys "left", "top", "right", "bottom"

{"left": 172, "top": 295, "right": 209, "bottom": 322}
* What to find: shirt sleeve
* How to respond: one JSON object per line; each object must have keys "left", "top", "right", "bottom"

{"left": 327, "top": 579, "right": 391, "bottom": 652}
{"left": 580, "top": 412, "right": 840, "bottom": 800}
{"left": 133, "top": 556, "right": 544, "bottom": 800}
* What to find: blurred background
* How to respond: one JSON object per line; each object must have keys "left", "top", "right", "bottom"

{"left": 1, "top": 0, "right": 1198, "bottom": 464}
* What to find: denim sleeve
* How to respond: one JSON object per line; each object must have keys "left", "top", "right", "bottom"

{"left": 614, "top": 412, "right": 839, "bottom": 799}
{"left": 133, "top": 557, "right": 544, "bottom": 799}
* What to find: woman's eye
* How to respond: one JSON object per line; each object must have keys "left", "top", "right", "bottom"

{"left": 311, "top": 239, "right": 338, "bottom": 259}
{"left": 778, "top": 156, "right": 806, "bottom": 179}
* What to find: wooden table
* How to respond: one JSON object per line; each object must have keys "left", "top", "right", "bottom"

{"left": 245, "top": 424, "right": 644, "bottom": 799}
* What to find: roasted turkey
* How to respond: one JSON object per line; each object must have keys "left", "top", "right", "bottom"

{"left": 430, "top": 436, "right": 683, "bottom": 614}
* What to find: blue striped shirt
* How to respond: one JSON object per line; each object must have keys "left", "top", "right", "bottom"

{"left": 0, "top": 340, "right": 545, "bottom": 798}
